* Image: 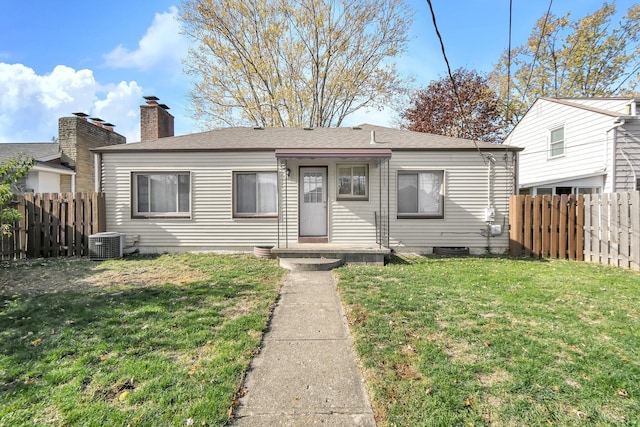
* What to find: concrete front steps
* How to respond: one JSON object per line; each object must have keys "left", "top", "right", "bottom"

{"left": 278, "top": 257, "right": 344, "bottom": 271}
{"left": 272, "top": 244, "right": 390, "bottom": 271}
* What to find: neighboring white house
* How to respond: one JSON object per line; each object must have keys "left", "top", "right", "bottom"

{"left": 93, "top": 106, "right": 522, "bottom": 255}
{"left": 504, "top": 97, "right": 640, "bottom": 195}
{"left": 0, "top": 143, "right": 75, "bottom": 193}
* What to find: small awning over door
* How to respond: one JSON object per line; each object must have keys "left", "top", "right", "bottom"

{"left": 275, "top": 148, "right": 392, "bottom": 159}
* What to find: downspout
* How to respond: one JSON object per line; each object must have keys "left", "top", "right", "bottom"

{"left": 93, "top": 152, "right": 102, "bottom": 193}
{"left": 607, "top": 119, "right": 625, "bottom": 192}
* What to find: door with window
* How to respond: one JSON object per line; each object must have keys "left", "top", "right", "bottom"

{"left": 300, "top": 167, "right": 327, "bottom": 237}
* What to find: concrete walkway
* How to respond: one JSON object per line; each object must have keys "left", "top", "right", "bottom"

{"left": 232, "top": 271, "right": 376, "bottom": 426}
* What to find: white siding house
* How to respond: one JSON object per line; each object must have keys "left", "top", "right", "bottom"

{"left": 94, "top": 124, "right": 521, "bottom": 255}
{"left": 504, "top": 97, "right": 640, "bottom": 195}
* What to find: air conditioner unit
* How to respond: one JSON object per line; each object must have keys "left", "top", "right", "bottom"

{"left": 88, "top": 232, "right": 125, "bottom": 260}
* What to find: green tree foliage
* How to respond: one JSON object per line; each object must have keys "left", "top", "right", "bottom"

{"left": 180, "top": 0, "right": 413, "bottom": 128}
{"left": 1, "top": 155, "right": 33, "bottom": 236}
{"left": 492, "top": 2, "right": 640, "bottom": 124}
{"left": 401, "top": 68, "right": 504, "bottom": 143}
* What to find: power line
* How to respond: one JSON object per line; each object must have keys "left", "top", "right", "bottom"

{"left": 521, "top": 0, "right": 554, "bottom": 105}
{"left": 424, "top": 0, "right": 488, "bottom": 163}
{"left": 506, "top": 0, "right": 513, "bottom": 124}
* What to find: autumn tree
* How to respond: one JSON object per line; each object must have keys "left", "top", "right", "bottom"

{"left": 401, "top": 68, "right": 504, "bottom": 143}
{"left": 180, "top": 0, "right": 413, "bottom": 128}
{"left": 1, "top": 155, "right": 33, "bottom": 236}
{"left": 492, "top": 2, "right": 640, "bottom": 124}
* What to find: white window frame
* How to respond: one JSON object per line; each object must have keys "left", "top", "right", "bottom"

{"left": 549, "top": 126, "right": 565, "bottom": 158}
{"left": 233, "top": 171, "right": 278, "bottom": 218}
{"left": 397, "top": 170, "right": 445, "bottom": 219}
{"left": 132, "top": 172, "right": 191, "bottom": 218}
{"left": 337, "top": 164, "right": 369, "bottom": 200}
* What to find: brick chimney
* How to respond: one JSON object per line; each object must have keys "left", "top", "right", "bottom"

{"left": 140, "top": 96, "right": 174, "bottom": 141}
{"left": 59, "top": 114, "right": 126, "bottom": 192}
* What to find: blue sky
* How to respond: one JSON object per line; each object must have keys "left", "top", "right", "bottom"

{"left": 0, "top": 0, "right": 633, "bottom": 143}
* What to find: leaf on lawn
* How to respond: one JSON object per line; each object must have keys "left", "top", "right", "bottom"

{"left": 575, "top": 410, "right": 588, "bottom": 419}
{"left": 31, "top": 338, "right": 42, "bottom": 346}
{"left": 186, "top": 418, "right": 194, "bottom": 426}
{"left": 425, "top": 387, "right": 433, "bottom": 395}
{"left": 118, "top": 390, "right": 129, "bottom": 401}
{"left": 616, "top": 388, "right": 629, "bottom": 397}
{"left": 100, "top": 355, "right": 108, "bottom": 361}
{"left": 552, "top": 385, "right": 559, "bottom": 392}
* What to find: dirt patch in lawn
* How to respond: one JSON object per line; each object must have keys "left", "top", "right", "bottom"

{"left": 0, "top": 257, "right": 209, "bottom": 296}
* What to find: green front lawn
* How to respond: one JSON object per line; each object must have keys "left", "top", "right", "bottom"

{"left": 0, "top": 254, "right": 284, "bottom": 426}
{"left": 337, "top": 256, "right": 640, "bottom": 426}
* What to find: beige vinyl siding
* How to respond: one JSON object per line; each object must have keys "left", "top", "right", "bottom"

{"left": 614, "top": 121, "right": 640, "bottom": 191}
{"left": 388, "top": 151, "right": 514, "bottom": 254}
{"left": 506, "top": 100, "right": 612, "bottom": 189}
{"left": 277, "top": 159, "right": 380, "bottom": 245}
{"left": 102, "top": 151, "right": 280, "bottom": 251}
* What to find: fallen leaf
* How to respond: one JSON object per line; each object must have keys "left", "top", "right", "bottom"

{"left": 118, "top": 391, "right": 129, "bottom": 401}
{"left": 425, "top": 387, "right": 433, "bottom": 395}
{"left": 552, "top": 385, "right": 559, "bottom": 392}
{"left": 186, "top": 418, "right": 194, "bottom": 426}
{"left": 31, "top": 338, "right": 42, "bottom": 346}
{"left": 576, "top": 410, "right": 588, "bottom": 419}
{"left": 616, "top": 388, "right": 629, "bottom": 397}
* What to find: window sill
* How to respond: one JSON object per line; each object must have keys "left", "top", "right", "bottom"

{"left": 233, "top": 215, "right": 278, "bottom": 219}
{"left": 337, "top": 196, "right": 369, "bottom": 202}
{"left": 397, "top": 214, "right": 444, "bottom": 219}
{"left": 132, "top": 214, "right": 192, "bottom": 219}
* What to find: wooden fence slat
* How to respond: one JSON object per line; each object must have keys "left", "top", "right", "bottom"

{"left": 618, "top": 192, "right": 630, "bottom": 269}
{"left": 550, "top": 195, "right": 559, "bottom": 258}
{"left": 524, "top": 196, "right": 533, "bottom": 256}
{"left": 533, "top": 196, "right": 542, "bottom": 257}
{"left": 541, "top": 195, "right": 551, "bottom": 257}
{"left": 65, "top": 193, "right": 74, "bottom": 256}
{"left": 576, "top": 195, "right": 584, "bottom": 262}
{"left": 602, "top": 193, "right": 611, "bottom": 266}
{"left": 558, "top": 195, "right": 568, "bottom": 259}
{"left": 630, "top": 191, "right": 640, "bottom": 271}
{"left": 584, "top": 194, "right": 592, "bottom": 262}
{"left": 568, "top": 195, "right": 577, "bottom": 260}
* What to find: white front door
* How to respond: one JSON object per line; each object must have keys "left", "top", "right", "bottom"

{"left": 300, "top": 167, "right": 327, "bottom": 237}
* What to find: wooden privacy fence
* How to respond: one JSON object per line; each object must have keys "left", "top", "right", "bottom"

{"left": 1, "top": 192, "right": 105, "bottom": 260}
{"left": 509, "top": 194, "right": 584, "bottom": 261}
{"left": 584, "top": 192, "right": 640, "bottom": 270}
{"left": 510, "top": 192, "right": 640, "bottom": 270}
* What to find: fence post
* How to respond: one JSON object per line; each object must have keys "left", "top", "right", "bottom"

{"left": 576, "top": 195, "right": 584, "bottom": 262}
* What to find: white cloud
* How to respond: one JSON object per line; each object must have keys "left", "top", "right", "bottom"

{"left": 104, "top": 6, "right": 188, "bottom": 72}
{"left": 0, "top": 63, "right": 143, "bottom": 143}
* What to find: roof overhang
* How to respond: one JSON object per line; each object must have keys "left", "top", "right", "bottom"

{"left": 275, "top": 148, "right": 392, "bottom": 159}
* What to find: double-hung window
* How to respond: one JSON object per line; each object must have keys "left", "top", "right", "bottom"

{"left": 397, "top": 171, "right": 444, "bottom": 218}
{"left": 234, "top": 172, "right": 277, "bottom": 217}
{"left": 133, "top": 172, "right": 190, "bottom": 217}
{"left": 549, "top": 126, "right": 565, "bottom": 158}
{"left": 337, "top": 164, "right": 368, "bottom": 200}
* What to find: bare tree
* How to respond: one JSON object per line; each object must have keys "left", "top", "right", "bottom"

{"left": 180, "top": 0, "right": 413, "bottom": 128}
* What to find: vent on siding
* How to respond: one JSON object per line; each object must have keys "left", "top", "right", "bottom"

{"left": 89, "top": 232, "right": 125, "bottom": 260}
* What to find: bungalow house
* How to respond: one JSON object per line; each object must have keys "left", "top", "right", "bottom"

{"left": 504, "top": 97, "right": 640, "bottom": 195}
{"left": 92, "top": 100, "right": 521, "bottom": 260}
{"left": 0, "top": 142, "right": 74, "bottom": 193}
{"left": 1, "top": 115, "right": 126, "bottom": 193}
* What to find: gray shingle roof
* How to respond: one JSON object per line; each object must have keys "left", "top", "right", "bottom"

{"left": 0, "top": 143, "right": 60, "bottom": 164}
{"left": 93, "top": 124, "right": 521, "bottom": 153}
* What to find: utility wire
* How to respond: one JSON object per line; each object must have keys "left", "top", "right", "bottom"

{"left": 506, "top": 0, "right": 513, "bottom": 125}
{"left": 425, "top": 0, "right": 488, "bottom": 163}
{"left": 521, "top": 0, "right": 554, "bottom": 106}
